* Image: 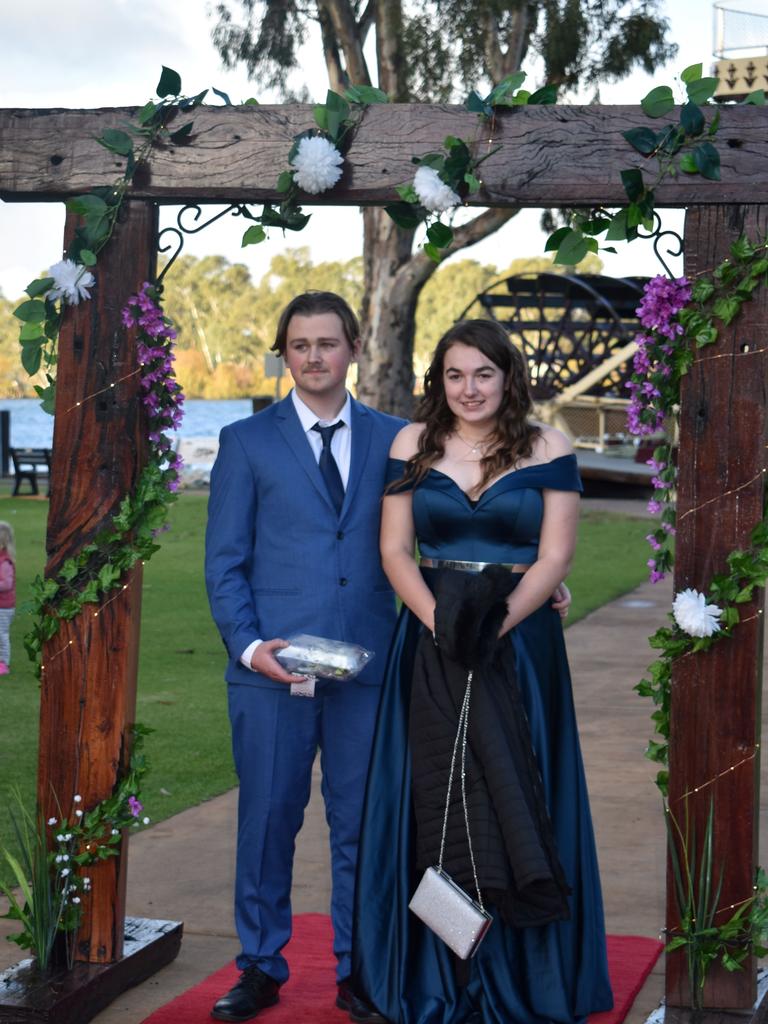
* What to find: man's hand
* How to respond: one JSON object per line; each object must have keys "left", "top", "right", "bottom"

{"left": 551, "top": 582, "right": 572, "bottom": 619}
{"left": 250, "top": 638, "right": 308, "bottom": 684}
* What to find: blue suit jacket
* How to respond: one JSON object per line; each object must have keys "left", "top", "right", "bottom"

{"left": 205, "top": 394, "right": 406, "bottom": 689}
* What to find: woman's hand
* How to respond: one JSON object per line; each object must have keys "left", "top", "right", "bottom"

{"left": 551, "top": 582, "right": 572, "bottom": 619}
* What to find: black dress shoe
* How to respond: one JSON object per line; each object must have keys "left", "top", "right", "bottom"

{"left": 336, "top": 981, "right": 390, "bottom": 1023}
{"left": 211, "top": 965, "right": 280, "bottom": 1021}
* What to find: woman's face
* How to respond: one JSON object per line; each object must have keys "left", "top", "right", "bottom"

{"left": 442, "top": 342, "right": 506, "bottom": 430}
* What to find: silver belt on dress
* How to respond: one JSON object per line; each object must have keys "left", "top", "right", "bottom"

{"left": 419, "top": 557, "right": 531, "bottom": 574}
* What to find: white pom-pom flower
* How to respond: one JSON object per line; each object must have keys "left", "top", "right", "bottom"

{"left": 290, "top": 135, "right": 344, "bottom": 194}
{"left": 672, "top": 588, "right": 723, "bottom": 638}
{"left": 413, "top": 165, "right": 461, "bottom": 213}
{"left": 46, "top": 259, "right": 95, "bottom": 305}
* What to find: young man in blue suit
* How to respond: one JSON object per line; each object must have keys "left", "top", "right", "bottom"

{"left": 205, "top": 292, "right": 404, "bottom": 1023}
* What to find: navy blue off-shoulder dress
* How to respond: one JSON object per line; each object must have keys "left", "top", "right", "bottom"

{"left": 351, "top": 455, "right": 613, "bottom": 1024}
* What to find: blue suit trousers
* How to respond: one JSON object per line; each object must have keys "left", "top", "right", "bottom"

{"left": 228, "top": 676, "right": 382, "bottom": 983}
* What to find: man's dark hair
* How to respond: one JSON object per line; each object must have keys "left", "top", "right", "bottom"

{"left": 272, "top": 292, "right": 360, "bottom": 356}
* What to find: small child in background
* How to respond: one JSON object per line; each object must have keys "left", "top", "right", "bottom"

{"left": 0, "top": 521, "right": 16, "bottom": 675}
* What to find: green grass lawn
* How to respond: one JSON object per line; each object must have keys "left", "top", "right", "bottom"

{"left": 0, "top": 494, "right": 655, "bottom": 883}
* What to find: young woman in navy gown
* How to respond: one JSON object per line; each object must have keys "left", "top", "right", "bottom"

{"left": 352, "top": 320, "right": 613, "bottom": 1024}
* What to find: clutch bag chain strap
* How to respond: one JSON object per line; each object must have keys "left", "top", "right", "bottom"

{"left": 437, "top": 669, "right": 486, "bottom": 913}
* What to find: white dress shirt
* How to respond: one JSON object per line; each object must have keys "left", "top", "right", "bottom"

{"left": 240, "top": 390, "right": 352, "bottom": 669}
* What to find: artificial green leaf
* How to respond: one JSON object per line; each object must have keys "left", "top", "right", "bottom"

{"left": 553, "top": 229, "right": 588, "bottom": 266}
{"left": 14, "top": 299, "right": 46, "bottom": 323}
{"left": 395, "top": 183, "right": 419, "bottom": 204}
{"left": 686, "top": 77, "right": 718, "bottom": 105}
{"left": 511, "top": 90, "right": 530, "bottom": 105}
{"left": 528, "top": 84, "right": 558, "bottom": 105}
{"left": 653, "top": 124, "right": 683, "bottom": 156}
{"left": 487, "top": 72, "right": 526, "bottom": 106}
{"left": 622, "top": 127, "right": 658, "bottom": 155}
{"left": 313, "top": 105, "right": 328, "bottom": 133}
{"left": 679, "top": 152, "right": 698, "bottom": 174}
{"left": 544, "top": 226, "right": 571, "bottom": 252}
{"left": 344, "top": 84, "right": 388, "bottom": 105}
{"left": 680, "top": 101, "right": 705, "bottom": 136}
{"left": 641, "top": 85, "right": 674, "bottom": 118}
{"left": 730, "top": 236, "right": 756, "bottom": 261}
{"left": 742, "top": 90, "right": 766, "bottom": 106}
{"left": 34, "top": 382, "right": 56, "bottom": 415}
{"left": 681, "top": 63, "right": 703, "bottom": 84}
{"left": 157, "top": 66, "right": 182, "bottom": 98}
{"left": 423, "top": 242, "right": 442, "bottom": 263}
{"left": 693, "top": 141, "right": 720, "bottom": 180}
{"left": 25, "top": 277, "right": 54, "bottom": 298}
{"left": 67, "top": 194, "right": 108, "bottom": 218}
{"left": 212, "top": 87, "right": 232, "bottom": 105}
{"left": 20, "top": 321, "right": 46, "bottom": 341}
{"left": 241, "top": 225, "right": 266, "bottom": 247}
{"left": 244, "top": 98, "right": 260, "bottom": 106}
{"left": 416, "top": 152, "right": 444, "bottom": 172}
{"left": 384, "top": 202, "right": 423, "bottom": 230}
{"left": 180, "top": 89, "right": 209, "bottom": 110}
{"left": 464, "top": 172, "right": 481, "bottom": 193}
{"left": 276, "top": 170, "right": 293, "bottom": 193}
{"left": 137, "top": 101, "right": 158, "bottom": 126}
{"left": 97, "top": 129, "right": 133, "bottom": 156}
{"left": 713, "top": 296, "right": 741, "bottom": 325}
{"left": 79, "top": 249, "right": 97, "bottom": 267}
{"left": 465, "top": 91, "right": 490, "bottom": 116}
{"left": 21, "top": 342, "right": 43, "bottom": 377}
{"left": 579, "top": 217, "right": 611, "bottom": 235}
{"left": 170, "top": 123, "right": 194, "bottom": 144}
{"left": 605, "top": 209, "right": 629, "bottom": 241}
{"left": 426, "top": 221, "right": 453, "bottom": 248}
{"left": 620, "top": 168, "right": 645, "bottom": 202}
{"left": 694, "top": 324, "right": 718, "bottom": 348}
{"left": 691, "top": 280, "right": 715, "bottom": 302}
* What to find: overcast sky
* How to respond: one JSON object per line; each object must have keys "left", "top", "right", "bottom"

{"left": 0, "top": 1, "right": 738, "bottom": 300}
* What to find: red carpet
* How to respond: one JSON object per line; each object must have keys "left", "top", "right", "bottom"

{"left": 142, "top": 914, "right": 662, "bottom": 1024}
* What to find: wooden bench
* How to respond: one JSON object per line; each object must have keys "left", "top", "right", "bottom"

{"left": 9, "top": 447, "right": 52, "bottom": 496}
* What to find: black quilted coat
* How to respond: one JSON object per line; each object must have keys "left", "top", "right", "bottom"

{"left": 409, "top": 566, "right": 571, "bottom": 928}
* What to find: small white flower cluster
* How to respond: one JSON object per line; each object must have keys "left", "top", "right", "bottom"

{"left": 47, "top": 259, "right": 95, "bottom": 305}
{"left": 672, "top": 588, "right": 723, "bottom": 638}
{"left": 413, "top": 166, "right": 460, "bottom": 213}
{"left": 290, "top": 136, "right": 344, "bottom": 194}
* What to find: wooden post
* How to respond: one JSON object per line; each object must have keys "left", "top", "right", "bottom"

{"left": 36, "top": 201, "right": 156, "bottom": 964}
{"left": 666, "top": 204, "right": 768, "bottom": 1009}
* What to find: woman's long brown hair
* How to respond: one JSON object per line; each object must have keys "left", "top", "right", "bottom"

{"left": 392, "top": 320, "right": 541, "bottom": 497}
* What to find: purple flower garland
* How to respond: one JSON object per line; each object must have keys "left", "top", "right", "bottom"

{"left": 121, "top": 282, "right": 185, "bottom": 493}
{"left": 626, "top": 275, "right": 691, "bottom": 582}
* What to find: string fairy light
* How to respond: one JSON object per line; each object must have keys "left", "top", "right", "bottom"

{"left": 65, "top": 368, "right": 142, "bottom": 414}
{"left": 678, "top": 469, "right": 767, "bottom": 523}
{"left": 40, "top": 579, "right": 138, "bottom": 673}
{"left": 670, "top": 744, "right": 760, "bottom": 803}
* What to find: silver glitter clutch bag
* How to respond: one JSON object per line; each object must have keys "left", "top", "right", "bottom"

{"left": 409, "top": 866, "right": 493, "bottom": 959}
{"left": 408, "top": 670, "right": 493, "bottom": 959}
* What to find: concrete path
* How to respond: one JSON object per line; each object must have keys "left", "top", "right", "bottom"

{"left": 3, "top": 552, "right": 767, "bottom": 1023}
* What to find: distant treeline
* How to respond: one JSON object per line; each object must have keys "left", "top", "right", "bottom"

{"left": 0, "top": 248, "right": 600, "bottom": 401}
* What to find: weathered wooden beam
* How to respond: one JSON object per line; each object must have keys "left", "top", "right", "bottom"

{"left": 0, "top": 918, "right": 182, "bottom": 1023}
{"left": 1, "top": 104, "right": 766, "bottom": 206}
{"left": 666, "top": 203, "right": 768, "bottom": 1010}
{"left": 36, "top": 201, "right": 156, "bottom": 964}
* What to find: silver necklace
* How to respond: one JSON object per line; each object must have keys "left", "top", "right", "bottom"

{"left": 454, "top": 430, "right": 493, "bottom": 456}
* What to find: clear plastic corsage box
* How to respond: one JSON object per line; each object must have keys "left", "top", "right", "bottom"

{"left": 276, "top": 634, "right": 374, "bottom": 680}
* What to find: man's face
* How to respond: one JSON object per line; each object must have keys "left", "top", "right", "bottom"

{"left": 283, "top": 312, "right": 359, "bottom": 401}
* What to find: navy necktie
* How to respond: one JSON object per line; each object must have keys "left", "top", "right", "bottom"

{"left": 312, "top": 421, "right": 345, "bottom": 515}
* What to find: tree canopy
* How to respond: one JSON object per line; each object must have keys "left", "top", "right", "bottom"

{"left": 208, "top": 0, "right": 676, "bottom": 414}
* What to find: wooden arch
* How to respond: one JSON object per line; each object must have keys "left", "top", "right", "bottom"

{"left": 1, "top": 101, "right": 767, "bottom": 1022}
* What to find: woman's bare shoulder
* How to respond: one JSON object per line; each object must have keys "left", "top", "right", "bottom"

{"left": 389, "top": 422, "right": 426, "bottom": 459}
{"left": 531, "top": 425, "right": 574, "bottom": 461}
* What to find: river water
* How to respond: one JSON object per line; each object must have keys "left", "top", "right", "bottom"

{"left": 0, "top": 398, "right": 253, "bottom": 449}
